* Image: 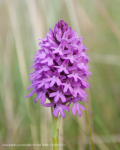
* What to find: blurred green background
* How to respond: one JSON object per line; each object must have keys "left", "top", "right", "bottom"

{"left": 0, "top": 0, "right": 120, "bottom": 150}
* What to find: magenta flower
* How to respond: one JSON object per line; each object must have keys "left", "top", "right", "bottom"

{"left": 26, "top": 20, "right": 91, "bottom": 118}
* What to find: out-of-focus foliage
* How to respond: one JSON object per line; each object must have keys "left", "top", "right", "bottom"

{"left": 0, "top": 0, "right": 120, "bottom": 150}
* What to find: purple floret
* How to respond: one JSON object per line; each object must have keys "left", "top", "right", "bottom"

{"left": 26, "top": 20, "right": 91, "bottom": 118}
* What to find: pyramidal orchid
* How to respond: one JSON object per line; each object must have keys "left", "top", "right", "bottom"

{"left": 26, "top": 20, "right": 91, "bottom": 149}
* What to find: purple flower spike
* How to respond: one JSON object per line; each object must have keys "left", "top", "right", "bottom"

{"left": 26, "top": 20, "right": 91, "bottom": 118}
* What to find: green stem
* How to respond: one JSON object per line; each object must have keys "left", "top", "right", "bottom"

{"left": 85, "top": 104, "right": 94, "bottom": 150}
{"left": 52, "top": 117, "right": 59, "bottom": 150}
{"left": 51, "top": 107, "right": 61, "bottom": 150}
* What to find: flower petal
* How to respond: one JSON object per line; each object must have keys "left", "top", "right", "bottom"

{"left": 69, "top": 86, "right": 73, "bottom": 93}
{"left": 50, "top": 77, "right": 56, "bottom": 87}
{"left": 79, "top": 105, "right": 85, "bottom": 110}
{"left": 56, "top": 77, "right": 61, "bottom": 86}
{"left": 42, "top": 102, "right": 55, "bottom": 107}
{"left": 60, "top": 93, "right": 66, "bottom": 102}
{"left": 49, "top": 92, "right": 56, "bottom": 97}
{"left": 25, "top": 90, "right": 35, "bottom": 98}
{"left": 34, "top": 93, "right": 42, "bottom": 103}
{"left": 62, "top": 105, "right": 69, "bottom": 111}
{"left": 48, "top": 58, "right": 53, "bottom": 66}
{"left": 63, "top": 85, "right": 68, "bottom": 92}
{"left": 71, "top": 104, "right": 76, "bottom": 116}
{"left": 38, "top": 82, "right": 44, "bottom": 88}
{"left": 45, "top": 83, "right": 49, "bottom": 89}
{"left": 59, "top": 108, "right": 65, "bottom": 118}
{"left": 54, "top": 94, "right": 60, "bottom": 102}
{"left": 53, "top": 107, "right": 59, "bottom": 117}
{"left": 27, "top": 84, "right": 33, "bottom": 91}
{"left": 77, "top": 107, "right": 82, "bottom": 117}
{"left": 40, "top": 93, "right": 46, "bottom": 104}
